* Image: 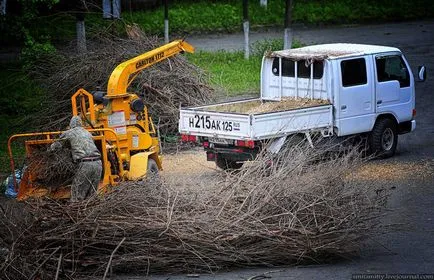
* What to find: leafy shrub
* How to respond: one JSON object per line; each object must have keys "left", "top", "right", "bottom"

{"left": 20, "top": 35, "right": 57, "bottom": 70}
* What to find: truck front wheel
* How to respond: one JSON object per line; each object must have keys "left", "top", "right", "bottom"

{"left": 216, "top": 156, "right": 243, "bottom": 170}
{"left": 369, "top": 118, "right": 398, "bottom": 158}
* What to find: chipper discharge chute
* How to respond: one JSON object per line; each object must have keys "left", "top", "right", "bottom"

{"left": 7, "top": 40, "right": 195, "bottom": 200}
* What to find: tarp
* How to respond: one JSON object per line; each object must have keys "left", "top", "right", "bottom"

{"left": 265, "top": 49, "right": 358, "bottom": 61}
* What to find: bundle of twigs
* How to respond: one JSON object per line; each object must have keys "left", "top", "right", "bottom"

{"left": 0, "top": 144, "right": 388, "bottom": 279}
{"left": 27, "top": 26, "right": 213, "bottom": 135}
{"left": 26, "top": 148, "right": 76, "bottom": 189}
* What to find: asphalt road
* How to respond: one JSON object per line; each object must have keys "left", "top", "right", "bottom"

{"left": 126, "top": 21, "right": 434, "bottom": 280}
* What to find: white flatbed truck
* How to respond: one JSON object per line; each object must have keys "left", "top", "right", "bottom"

{"left": 179, "top": 44, "right": 425, "bottom": 169}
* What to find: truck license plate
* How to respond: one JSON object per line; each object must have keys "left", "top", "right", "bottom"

{"left": 209, "top": 138, "right": 233, "bottom": 145}
{"left": 189, "top": 115, "right": 240, "bottom": 132}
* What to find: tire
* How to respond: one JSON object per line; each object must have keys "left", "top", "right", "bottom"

{"left": 215, "top": 155, "right": 243, "bottom": 170}
{"left": 369, "top": 118, "right": 398, "bottom": 158}
{"left": 147, "top": 158, "right": 159, "bottom": 175}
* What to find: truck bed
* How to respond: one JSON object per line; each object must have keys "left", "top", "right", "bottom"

{"left": 206, "top": 97, "right": 329, "bottom": 114}
{"left": 179, "top": 98, "right": 333, "bottom": 140}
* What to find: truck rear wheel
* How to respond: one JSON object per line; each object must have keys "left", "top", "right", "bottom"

{"left": 216, "top": 156, "right": 243, "bottom": 170}
{"left": 369, "top": 118, "right": 398, "bottom": 158}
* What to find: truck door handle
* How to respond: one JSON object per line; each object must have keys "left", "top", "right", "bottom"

{"left": 341, "top": 105, "right": 347, "bottom": 110}
{"left": 377, "top": 100, "right": 383, "bottom": 105}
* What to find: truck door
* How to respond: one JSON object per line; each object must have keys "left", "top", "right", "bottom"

{"left": 337, "top": 56, "right": 376, "bottom": 136}
{"left": 374, "top": 53, "right": 413, "bottom": 122}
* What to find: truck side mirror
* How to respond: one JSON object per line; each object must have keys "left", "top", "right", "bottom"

{"left": 417, "top": 65, "right": 426, "bottom": 82}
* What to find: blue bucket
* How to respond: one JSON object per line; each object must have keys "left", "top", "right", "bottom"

{"left": 3, "top": 170, "right": 21, "bottom": 198}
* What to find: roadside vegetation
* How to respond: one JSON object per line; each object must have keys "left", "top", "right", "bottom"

{"left": 0, "top": 65, "right": 45, "bottom": 172}
{"left": 126, "top": 0, "right": 433, "bottom": 34}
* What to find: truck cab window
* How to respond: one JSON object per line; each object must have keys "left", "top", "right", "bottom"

{"left": 272, "top": 58, "right": 323, "bottom": 79}
{"left": 376, "top": 55, "right": 410, "bottom": 88}
{"left": 297, "top": 60, "right": 324, "bottom": 79}
{"left": 341, "top": 58, "right": 367, "bottom": 87}
{"left": 272, "top": 58, "right": 294, "bottom": 77}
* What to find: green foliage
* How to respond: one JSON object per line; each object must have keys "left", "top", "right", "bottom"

{"left": 20, "top": 35, "right": 57, "bottom": 70}
{"left": 0, "top": 64, "right": 45, "bottom": 172}
{"left": 124, "top": 2, "right": 241, "bottom": 34}
{"left": 291, "top": 0, "right": 434, "bottom": 24}
{"left": 0, "top": 0, "right": 61, "bottom": 45}
{"left": 188, "top": 50, "right": 261, "bottom": 95}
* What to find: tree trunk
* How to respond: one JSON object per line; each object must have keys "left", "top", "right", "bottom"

{"left": 76, "top": 14, "right": 87, "bottom": 53}
{"left": 284, "top": 0, "right": 293, "bottom": 49}
{"left": 284, "top": 27, "right": 292, "bottom": 50}
{"left": 243, "top": 0, "right": 249, "bottom": 59}
{"left": 164, "top": 0, "right": 169, "bottom": 43}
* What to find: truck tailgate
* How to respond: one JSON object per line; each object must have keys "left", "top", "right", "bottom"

{"left": 179, "top": 104, "right": 333, "bottom": 140}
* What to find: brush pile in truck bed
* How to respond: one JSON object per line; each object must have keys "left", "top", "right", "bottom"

{"left": 25, "top": 148, "right": 76, "bottom": 189}
{"left": 247, "top": 97, "right": 330, "bottom": 114}
{"left": 207, "top": 97, "right": 330, "bottom": 114}
{"left": 0, "top": 144, "right": 389, "bottom": 279}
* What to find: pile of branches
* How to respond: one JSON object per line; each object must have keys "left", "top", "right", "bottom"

{"left": 28, "top": 26, "right": 213, "bottom": 135}
{"left": 26, "top": 147, "right": 76, "bottom": 189}
{"left": 0, "top": 144, "right": 388, "bottom": 279}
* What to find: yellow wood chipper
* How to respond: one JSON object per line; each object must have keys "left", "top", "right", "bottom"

{"left": 7, "top": 40, "right": 194, "bottom": 200}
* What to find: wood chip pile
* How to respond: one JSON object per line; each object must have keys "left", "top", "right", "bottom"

{"left": 351, "top": 159, "right": 434, "bottom": 182}
{"left": 27, "top": 26, "right": 214, "bottom": 136}
{"left": 0, "top": 143, "right": 388, "bottom": 279}
{"left": 248, "top": 97, "right": 329, "bottom": 114}
{"left": 206, "top": 98, "right": 329, "bottom": 114}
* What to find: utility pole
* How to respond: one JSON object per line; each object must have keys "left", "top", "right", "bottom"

{"left": 284, "top": 0, "right": 293, "bottom": 50}
{"left": 243, "top": 0, "right": 249, "bottom": 59}
{"left": 164, "top": 0, "right": 169, "bottom": 43}
{"left": 76, "top": 12, "right": 87, "bottom": 53}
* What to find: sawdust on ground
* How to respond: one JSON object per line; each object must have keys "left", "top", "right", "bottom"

{"left": 160, "top": 148, "right": 222, "bottom": 192}
{"left": 349, "top": 159, "right": 434, "bottom": 182}
{"left": 161, "top": 149, "right": 433, "bottom": 191}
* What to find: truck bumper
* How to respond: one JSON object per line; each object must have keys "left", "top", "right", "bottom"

{"left": 411, "top": 120, "right": 416, "bottom": 132}
{"left": 205, "top": 147, "right": 257, "bottom": 162}
{"left": 398, "top": 120, "right": 416, "bottom": 134}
